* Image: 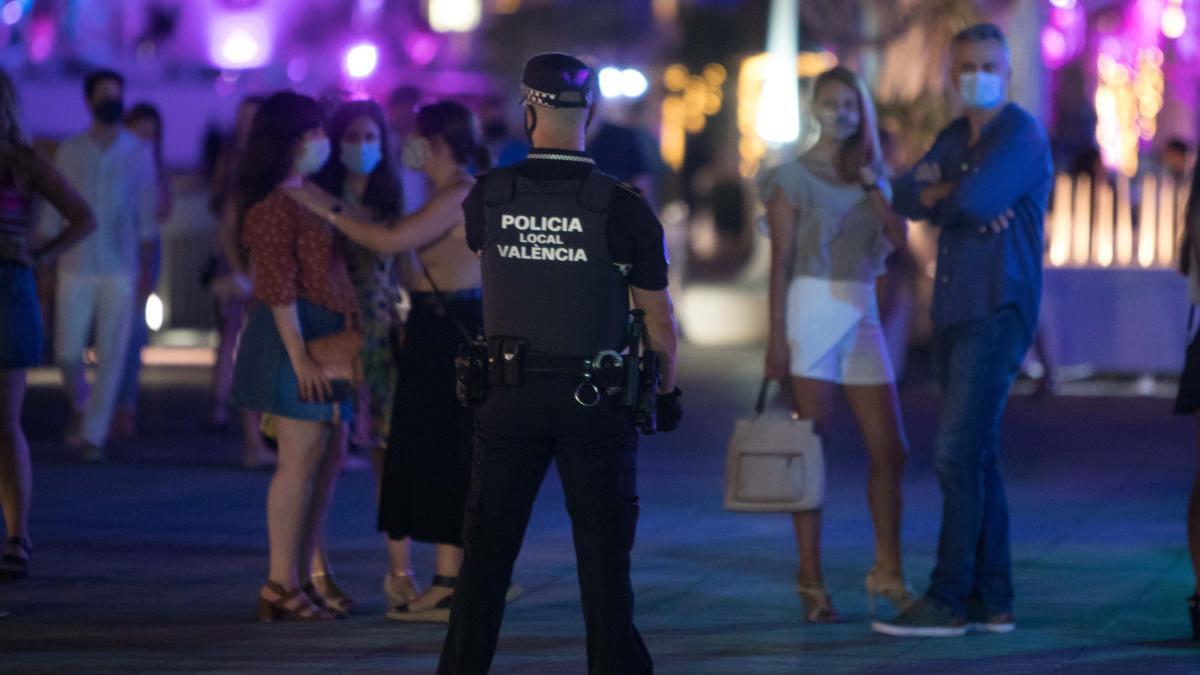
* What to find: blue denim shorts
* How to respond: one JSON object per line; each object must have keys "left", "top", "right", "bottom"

{"left": 0, "top": 261, "right": 43, "bottom": 368}
{"left": 231, "top": 299, "right": 353, "bottom": 423}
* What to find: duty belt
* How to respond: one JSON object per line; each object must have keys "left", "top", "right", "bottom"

{"left": 523, "top": 351, "right": 627, "bottom": 406}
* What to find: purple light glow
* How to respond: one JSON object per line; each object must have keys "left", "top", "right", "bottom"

{"left": 1041, "top": 26, "right": 1070, "bottom": 68}
{"left": 1100, "top": 35, "right": 1124, "bottom": 58}
{"left": 1049, "top": 0, "right": 1077, "bottom": 8}
{"left": 405, "top": 34, "right": 438, "bottom": 66}
{"left": 1051, "top": 6, "right": 1080, "bottom": 28}
{"left": 209, "top": 14, "right": 271, "bottom": 69}
{"left": 287, "top": 56, "right": 309, "bottom": 83}
{"left": 1047, "top": 3, "right": 1086, "bottom": 66}
{"left": 28, "top": 15, "right": 53, "bottom": 63}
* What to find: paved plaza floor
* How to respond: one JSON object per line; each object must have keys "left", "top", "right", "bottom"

{"left": 1, "top": 344, "right": 1197, "bottom": 674}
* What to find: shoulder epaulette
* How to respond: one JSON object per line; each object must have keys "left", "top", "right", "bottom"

{"left": 616, "top": 181, "right": 643, "bottom": 197}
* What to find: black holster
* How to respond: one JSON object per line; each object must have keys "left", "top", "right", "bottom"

{"left": 454, "top": 337, "right": 490, "bottom": 407}
{"left": 487, "top": 337, "right": 527, "bottom": 387}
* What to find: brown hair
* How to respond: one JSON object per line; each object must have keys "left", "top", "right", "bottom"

{"left": 0, "top": 68, "right": 27, "bottom": 147}
{"left": 812, "top": 66, "right": 883, "bottom": 183}
{"left": 416, "top": 100, "right": 491, "bottom": 172}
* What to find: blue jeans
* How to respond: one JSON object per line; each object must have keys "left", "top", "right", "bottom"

{"left": 927, "top": 306, "right": 1031, "bottom": 615}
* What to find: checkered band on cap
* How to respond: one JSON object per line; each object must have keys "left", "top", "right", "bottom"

{"left": 521, "top": 85, "right": 557, "bottom": 107}
{"left": 521, "top": 84, "right": 589, "bottom": 109}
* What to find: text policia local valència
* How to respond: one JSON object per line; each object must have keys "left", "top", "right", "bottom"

{"left": 497, "top": 214, "right": 589, "bottom": 263}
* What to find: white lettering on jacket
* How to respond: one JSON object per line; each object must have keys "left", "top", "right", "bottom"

{"left": 496, "top": 244, "right": 589, "bottom": 262}
{"left": 500, "top": 214, "right": 585, "bottom": 233}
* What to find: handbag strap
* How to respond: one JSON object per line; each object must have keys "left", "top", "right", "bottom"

{"left": 754, "top": 378, "right": 771, "bottom": 416}
{"left": 420, "top": 265, "right": 479, "bottom": 344}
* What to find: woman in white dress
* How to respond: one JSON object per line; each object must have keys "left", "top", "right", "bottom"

{"left": 763, "top": 66, "right": 912, "bottom": 622}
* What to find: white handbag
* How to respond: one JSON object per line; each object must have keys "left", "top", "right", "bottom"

{"left": 724, "top": 379, "right": 825, "bottom": 512}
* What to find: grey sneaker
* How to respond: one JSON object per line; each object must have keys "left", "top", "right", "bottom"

{"left": 966, "top": 599, "right": 1016, "bottom": 633}
{"left": 871, "top": 597, "right": 967, "bottom": 637}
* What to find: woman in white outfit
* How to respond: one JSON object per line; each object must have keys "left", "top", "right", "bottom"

{"left": 763, "top": 66, "right": 912, "bottom": 623}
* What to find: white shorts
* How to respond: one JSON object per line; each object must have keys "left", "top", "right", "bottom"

{"left": 786, "top": 278, "right": 895, "bottom": 385}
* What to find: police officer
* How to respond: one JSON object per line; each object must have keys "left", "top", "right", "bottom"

{"left": 437, "top": 53, "right": 682, "bottom": 675}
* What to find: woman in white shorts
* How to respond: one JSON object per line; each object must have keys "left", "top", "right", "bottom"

{"left": 763, "top": 66, "right": 912, "bottom": 623}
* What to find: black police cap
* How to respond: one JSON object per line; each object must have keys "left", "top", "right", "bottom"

{"left": 521, "top": 53, "right": 595, "bottom": 109}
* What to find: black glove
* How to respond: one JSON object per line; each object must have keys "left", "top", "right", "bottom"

{"left": 656, "top": 387, "right": 683, "bottom": 432}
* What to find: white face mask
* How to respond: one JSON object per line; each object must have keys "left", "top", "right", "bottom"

{"left": 958, "top": 71, "right": 1006, "bottom": 110}
{"left": 401, "top": 136, "right": 430, "bottom": 170}
{"left": 295, "top": 137, "right": 331, "bottom": 176}
{"left": 340, "top": 141, "right": 382, "bottom": 175}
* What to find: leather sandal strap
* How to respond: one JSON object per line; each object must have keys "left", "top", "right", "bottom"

{"left": 261, "top": 581, "right": 323, "bottom": 619}
{"left": 264, "top": 581, "right": 304, "bottom": 605}
{"left": 432, "top": 575, "right": 457, "bottom": 589}
{"left": 302, "top": 583, "right": 337, "bottom": 612}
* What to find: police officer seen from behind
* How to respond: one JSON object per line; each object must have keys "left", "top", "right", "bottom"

{"left": 437, "top": 53, "right": 682, "bottom": 675}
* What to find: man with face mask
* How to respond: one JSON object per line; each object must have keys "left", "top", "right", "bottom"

{"left": 36, "top": 69, "right": 158, "bottom": 462}
{"left": 437, "top": 52, "right": 681, "bottom": 674}
{"left": 872, "top": 24, "right": 1052, "bottom": 638}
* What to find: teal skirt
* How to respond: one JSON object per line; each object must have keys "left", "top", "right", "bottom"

{"left": 231, "top": 299, "right": 353, "bottom": 423}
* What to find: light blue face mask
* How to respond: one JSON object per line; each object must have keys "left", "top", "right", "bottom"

{"left": 958, "top": 71, "right": 1006, "bottom": 110}
{"left": 295, "top": 137, "right": 331, "bottom": 176}
{"left": 340, "top": 141, "right": 383, "bottom": 175}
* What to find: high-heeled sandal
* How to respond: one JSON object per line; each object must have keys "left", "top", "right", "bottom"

{"left": 309, "top": 571, "right": 354, "bottom": 616}
{"left": 300, "top": 582, "right": 347, "bottom": 619}
{"left": 0, "top": 537, "right": 32, "bottom": 582}
{"left": 1188, "top": 592, "right": 1199, "bottom": 641}
{"left": 386, "top": 574, "right": 456, "bottom": 623}
{"left": 255, "top": 581, "right": 332, "bottom": 622}
{"left": 796, "top": 584, "right": 838, "bottom": 624}
{"left": 865, "top": 566, "right": 916, "bottom": 616}
{"left": 383, "top": 571, "right": 422, "bottom": 609}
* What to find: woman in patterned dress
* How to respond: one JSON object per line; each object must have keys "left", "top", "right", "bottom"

{"left": 312, "top": 99, "right": 420, "bottom": 612}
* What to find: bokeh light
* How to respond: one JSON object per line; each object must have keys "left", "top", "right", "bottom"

{"left": 405, "top": 33, "right": 439, "bottom": 66}
{"left": 345, "top": 42, "right": 379, "bottom": 79}
{"left": 1162, "top": 3, "right": 1187, "bottom": 39}
{"left": 1041, "top": 26, "right": 1068, "bottom": 68}
{"left": 428, "top": 0, "right": 481, "bottom": 33}
{"left": 145, "top": 294, "right": 165, "bottom": 332}
{"left": 620, "top": 69, "right": 649, "bottom": 98}
{"left": 210, "top": 15, "right": 271, "bottom": 69}
{"left": 287, "top": 56, "right": 309, "bottom": 83}
{"left": 598, "top": 67, "right": 623, "bottom": 99}
{"left": 1, "top": 1, "right": 23, "bottom": 26}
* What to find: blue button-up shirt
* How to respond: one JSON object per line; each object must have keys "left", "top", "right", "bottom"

{"left": 893, "top": 103, "right": 1051, "bottom": 337}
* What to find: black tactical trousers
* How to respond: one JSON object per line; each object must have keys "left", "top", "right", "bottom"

{"left": 437, "top": 376, "right": 652, "bottom": 675}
